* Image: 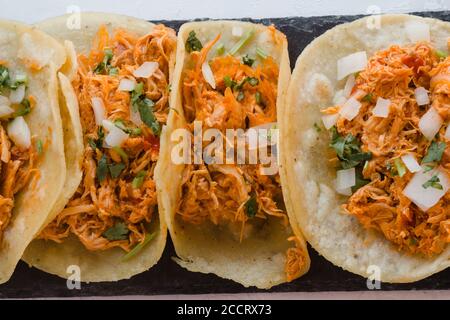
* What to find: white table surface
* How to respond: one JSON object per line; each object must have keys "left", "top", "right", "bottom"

{"left": 2, "top": 0, "right": 449, "bottom": 299}
{"left": 0, "top": 0, "right": 447, "bottom": 22}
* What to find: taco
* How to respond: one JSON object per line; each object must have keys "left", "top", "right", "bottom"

{"left": 283, "top": 14, "right": 450, "bottom": 282}
{"left": 0, "top": 20, "right": 67, "bottom": 284}
{"left": 156, "top": 21, "right": 310, "bottom": 288}
{"left": 22, "top": 13, "right": 177, "bottom": 282}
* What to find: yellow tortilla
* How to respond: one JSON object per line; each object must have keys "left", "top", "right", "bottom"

{"left": 0, "top": 19, "right": 67, "bottom": 284}
{"left": 283, "top": 14, "right": 450, "bottom": 283}
{"left": 22, "top": 13, "right": 172, "bottom": 282}
{"left": 156, "top": 20, "right": 310, "bottom": 289}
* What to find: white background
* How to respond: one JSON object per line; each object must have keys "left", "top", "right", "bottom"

{"left": 0, "top": 0, "right": 448, "bottom": 23}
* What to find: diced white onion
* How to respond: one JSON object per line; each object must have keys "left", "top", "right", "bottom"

{"left": 336, "top": 167, "right": 356, "bottom": 190}
{"left": 91, "top": 97, "right": 106, "bottom": 126}
{"left": 445, "top": 123, "right": 450, "bottom": 140}
{"left": 333, "top": 89, "right": 347, "bottom": 105}
{"left": 0, "top": 105, "right": 14, "bottom": 118}
{"left": 403, "top": 167, "right": 449, "bottom": 211}
{"left": 118, "top": 78, "right": 136, "bottom": 92}
{"left": 372, "top": 97, "right": 391, "bottom": 118}
{"left": 343, "top": 74, "right": 355, "bottom": 98}
{"left": 339, "top": 97, "right": 362, "bottom": 121}
{"left": 9, "top": 85, "right": 26, "bottom": 104}
{"left": 337, "top": 51, "right": 367, "bottom": 80}
{"left": 0, "top": 95, "right": 10, "bottom": 107}
{"left": 322, "top": 113, "right": 339, "bottom": 130}
{"left": 202, "top": 62, "right": 216, "bottom": 89}
{"left": 336, "top": 186, "right": 352, "bottom": 196}
{"left": 232, "top": 26, "right": 243, "bottom": 37}
{"left": 102, "top": 120, "right": 129, "bottom": 148}
{"left": 401, "top": 153, "right": 422, "bottom": 173}
{"left": 414, "top": 87, "right": 430, "bottom": 106}
{"left": 133, "top": 61, "right": 159, "bottom": 78}
{"left": 130, "top": 107, "right": 143, "bottom": 126}
{"left": 405, "top": 21, "right": 430, "bottom": 43}
{"left": 7, "top": 116, "right": 30, "bottom": 149}
{"left": 419, "top": 107, "right": 443, "bottom": 140}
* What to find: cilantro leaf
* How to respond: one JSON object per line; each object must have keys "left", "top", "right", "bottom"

{"left": 109, "top": 163, "right": 125, "bottom": 179}
{"left": 103, "top": 222, "right": 129, "bottom": 241}
{"left": 244, "top": 193, "right": 258, "bottom": 218}
{"left": 422, "top": 175, "right": 443, "bottom": 190}
{"left": 96, "top": 154, "right": 108, "bottom": 183}
{"left": 422, "top": 141, "right": 446, "bottom": 164}
{"left": 329, "top": 126, "right": 372, "bottom": 169}
{"left": 242, "top": 54, "right": 255, "bottom": 67}
{"left": 185, "top": 31, "right": 203, "bottom": 53}
{"left": 132, "top": 171, "right": 147, "bottom": 189}
{"left": 122, "top": 232, "right": 156, "bottom": 261}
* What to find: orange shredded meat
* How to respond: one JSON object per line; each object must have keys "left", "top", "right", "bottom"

{"left": 0, "top": 124, "right": 37, "bottom": 241}
{"left": 324, "top": 42, "right": 450, "bottom": 257}
{"left": 178, "top": 29, "right": 305, "bottom": 280}
{"left": 39, "top": 25, "right": 177, "bottom": 252}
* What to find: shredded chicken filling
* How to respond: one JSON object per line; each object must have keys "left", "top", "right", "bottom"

{"left": 325, "top": 43, "right": 450, "bottom": 256}
{"left": 40, "top": 25, "right": 176, "bottom": 252}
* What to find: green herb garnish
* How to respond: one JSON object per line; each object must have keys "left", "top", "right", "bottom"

{"left": 436, "top": 50, "right": 448, "bottom": 60}
{"left": 103, "top": 222, "right": 129, "bottom": 241}
{"left": 256, "top": 47, "right": 268, "bottom": 59}
{"left": 132, "top": 171, "right": 147, "bottom": 189}
{"left": 216, "top": 43, "right": 225, "bottom": 55}
{"left": 422, "top": 175, "right": 443, "bottom": 190}
{"left": 94, "top": 48, "right": 115, "bottom": 74}
{"left": 122, "top": 232, "right": 156, "bottom": 261}
{"left": 255, "top": 91, "right": 263, "bottom": 105}
{"left": 242, "top": 54, "right": 255, "bottom": 67}
{"left": 352, "top": 168, "right": 371, "bottom": 193}
{"left": 109, "top": 163, "right": 125, "bottom": 179}
{"left": 14, "top": 98, "right": 31, "bottom": 117}
{"left": 88, "top": 127, "right": 105, "bottom": 150}
{"left": 36, "top": 139, "right": 43, "bottom": 155}
{"left": 96, "top": 154, "right": 109, "bottom": 183}
{"left": 229, "top": 30, "right": 255, "bottom": 55}
{"left": 244, "top": 193, "right": 258, "bottom": 218}
{"left": 185, "top": 31, "right": 203, "bottom": 53}
{"left": 224, "top": 75, "right": 236, "bottom": 88}
{"left": 137, "top": 98, "right": 160, "bottom": 135}
{"left": 0, "top": 66, "right": 10, "bottom": 89}
{"left": 114, "top": 119, "right": 142, "bottom": 136}
{"left": 422, "top": 141, "right": 446, "bottom": 164}
{"left": 330, "top": 126, "right": 372, "bottom": 169}
{"left": 236, "top": 91, "right": 245, "bottom": 102}
{"left": 362, "top": 93, "right": 373, "bottom": 102}
{"left": 394, "top": 158, "right": 407, "bottom": 178}
{"left": 113, "top": 146, "right": 129, "bottom": 162}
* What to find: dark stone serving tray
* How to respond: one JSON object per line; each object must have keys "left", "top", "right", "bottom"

{"left": 1, "top": 11, "right": 449, "bottom": 298}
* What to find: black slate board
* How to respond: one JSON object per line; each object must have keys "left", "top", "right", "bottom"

{"left": 1, "top": 11, "right": 450, "bottom": 298}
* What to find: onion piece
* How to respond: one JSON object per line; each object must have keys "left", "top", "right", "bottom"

{"left": 102, "top": 120, "right": 129, "bottom": 148}
{"left": 130, "top": 106, "right": 143, "bottom": 126}
{"left": 339, "top": 97, "right": 362, "bottom": 121}
{"left": 202, "top": 62, "right": 216, "bottom": 89}
{"left": 343, "top": 74, "right": 355, "bottom": 98}
{"left": 7, "top": 116, "right": 30, "bottom": 149}
{"left": 133, "top": 61, "right": 159, "bottom": 78}
{"left": 322, "top": 113, "right": 339, "bottom": 130}
{"left": 405, "top": 21, "right": 430, "bottom": 43}
{"left": 401, "top": 153, "right": 422, "bottom": 173}
{"left": 118, "top": 78, "right": 136, "bottom": 92}
{"left": 0, "top": 105, "right": 14, "bottom": 118}
{"left": 336, "top": 167, "right": 356, "bottom": 190}
{"left": 333, "top": 89, "right": 347, "bottom": 105}
{"left": 372, "top": 97, "right": 391, "bottom": 118}
{"left": 445, "top": 123, "right": 450, "bottom": 140}
{"left": 419, "top": 107, "right": 443, "bottom": 140}
{"left": 336, "top": 185, "right": 352, "bottom": 196}
{"left": 403, "top": 167, "right": 449, "bottom": 211}
{"left": 337, "top": 51, "right": 367, "bottom": 80}
{"left": 9, "top": 85, "right": 26, "bottom": 104}
{"left": 232, "top": 26, "right": 243, "bottom": 37}
{"left": 91, "top": 97, "right": 106, "bottom": 126}
{"left": 0, "top": 96, "right": 13, "bottom": 118}
{"left": 414, "top": 87, "right": 430, "bottom": 106}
